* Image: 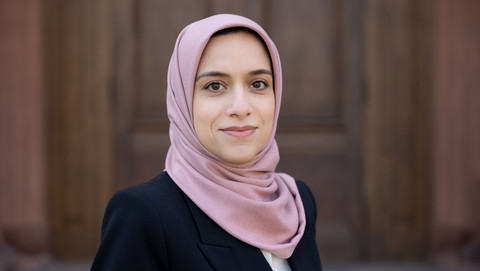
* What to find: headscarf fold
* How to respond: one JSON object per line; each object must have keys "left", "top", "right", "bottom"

{"left": 165, "top": 14, "right": 305, "bottom": 259}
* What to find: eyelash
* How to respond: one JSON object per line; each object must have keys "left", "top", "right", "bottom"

{"left": 203, "top": 80, "right": 270, "bottom": 92}
{"left": 250, "top": 80, "right": 269, "bottom": 90}
{"left": 205, "top": 82, "right": 225, "bottom": 92}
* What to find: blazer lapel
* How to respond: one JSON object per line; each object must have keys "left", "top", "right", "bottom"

{"left": 287, "top": 222, "right": 323, "bottom": 271}
{"left": 183, "top": 193, "right": 272, "bottom": 271}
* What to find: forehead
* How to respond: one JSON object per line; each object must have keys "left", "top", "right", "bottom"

{"left": 197, "top": 31, "right": 271, "bottom": 72}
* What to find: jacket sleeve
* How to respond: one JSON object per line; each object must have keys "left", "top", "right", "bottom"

{"left": 91, "top": 188, "right": 168, "bottom": 271}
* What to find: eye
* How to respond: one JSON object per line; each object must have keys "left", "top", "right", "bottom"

{"left": 250, "top": 80, "right": 268, "bottom": 90}
{"left": 205, "top": 82, "right": 225, "bottom": 92}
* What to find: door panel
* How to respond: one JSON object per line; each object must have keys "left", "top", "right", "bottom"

{"left": 46, "top": 0, "right": 429, "bottom": 262}
{"left": 271, "top": 0, "right": 365, "bottom": 261}
{"left": 113, "top": 0, "right": 365, "bottom": 262}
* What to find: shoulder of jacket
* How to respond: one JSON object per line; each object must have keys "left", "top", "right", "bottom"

{"left": 106, "top": 171, "right": 181, "bottom": 217}
{"left": 114, "top": 171, "right": 175, "bottom": 199}
{"left": 295, "top": 180, "right": 317, "bottom": 223}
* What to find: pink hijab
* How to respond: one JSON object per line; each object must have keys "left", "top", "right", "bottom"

{"left": 165, "top": 14, "right": 306, "bottom": 259}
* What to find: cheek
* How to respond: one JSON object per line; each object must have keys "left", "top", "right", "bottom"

{"left": 193, "top": 97, "right": 218, "bottom": 135}
{"left": 263, "top": 95, "right": 276, "bottom": 127}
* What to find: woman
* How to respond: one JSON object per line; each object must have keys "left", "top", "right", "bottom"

{"left": 91, "top": 14, "right": 322, "bottom": 271}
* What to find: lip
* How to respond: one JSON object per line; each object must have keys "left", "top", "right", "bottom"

{"left": 221, "top": 125, "right": 256, "bottom": 138}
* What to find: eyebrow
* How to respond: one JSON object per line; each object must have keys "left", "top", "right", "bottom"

{"left": 195, "top": 71, "right": 230, "bottom": 81}
{"left": 249, "top": 69, "right": 273, "bottom": 77}
{"left": 195, "top": 69, "right": 273, "bottom": 82}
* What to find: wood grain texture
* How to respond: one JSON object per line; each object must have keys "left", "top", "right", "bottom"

{"left": 0, "top": 0, "right": 48, "bottom": 254}
{"left": 431, "top": 0, "right": 480, "bottom": 261}
{"left": 45, "top": 0, "right": 114, "bottom": 258}
{"left": 364, "top": 0, "right": 430, "bottom": 260}
{"left": 271, "top": 0, "right": 365, "bottom": 261}
{"left": 43, "top": 0, "right": 366, "bottom": 261}
{"left": 39, "top": 0, "right": 457, "bottom": 262}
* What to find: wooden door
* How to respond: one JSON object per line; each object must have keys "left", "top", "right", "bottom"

{"left": 272, "top": 1, "right": 365, "bottom": 261}
{"left": 46, "top": 0, "right": 429, "bottom": 262}
{"left": 45, "top": 0, "right": 114, "bottom": 259}
{"left": 111, "top": 0, "right": 365, "bottom": 262}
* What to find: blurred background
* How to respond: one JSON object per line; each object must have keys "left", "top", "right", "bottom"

{"left": 1, "top": 0, "right": 479, "bottom": 270}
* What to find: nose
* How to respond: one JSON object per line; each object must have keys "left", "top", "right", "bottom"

{"left": 225, "top": 87, "right": 251, "bottom": 118}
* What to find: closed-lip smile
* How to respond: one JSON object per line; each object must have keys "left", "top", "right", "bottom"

{"left": 221, "top": 125, "right": 256, "bottom": 138}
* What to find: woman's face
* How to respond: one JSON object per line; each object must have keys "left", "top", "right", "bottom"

{"left": 193, "top": 31, "right": 275, "bottom": 164}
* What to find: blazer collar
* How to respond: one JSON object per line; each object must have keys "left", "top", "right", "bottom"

{"left": 182, "top": 192, "right": 272, "bottom": 271}
{"left": 287, "top": 216, "right": 322, "bottom": 271}
{"left": 181, "top": 191, "right": 320, "bottom": 271}
{"left": 287, "top": 231, "right": 315, "bottom": 271}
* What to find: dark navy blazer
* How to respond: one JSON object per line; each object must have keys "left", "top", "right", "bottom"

{"left": 91, "top": 171, "right": 322, "bottom": 270}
